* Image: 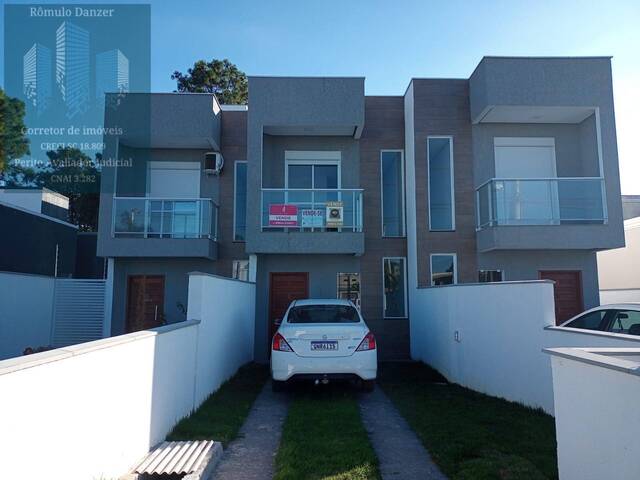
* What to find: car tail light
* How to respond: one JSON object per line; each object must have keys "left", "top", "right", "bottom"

{"left": 356, "top": 332, "right": 376, "bottom": 351}
{"left": 272, "top": 332, "right": 293, "bottom": 352}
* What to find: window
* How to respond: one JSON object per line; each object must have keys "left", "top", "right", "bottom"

{"left": 479, "top": 270, "right": 504, "bottom": 282}
{"left": 427, "top": 137, "right": 455, "bottom": 230}
{"left": 383, "top": 257, "right": 407, "bottom": 318}
{"left": 287, "top": 304, "right": 360, "bottom": 324}
{"left": 285, "top": 151, "right": 341, "bottom": 189}
{"left": 565, "top": 309, "right": 610, "bottom": 331}
{"left": 381, "top": 150, "right": 405, "bottom": 237}
{"left": 431, "top": 254, "right": 457, "bottom": 286}
{"left": 232, "top": 259, "right": 249, "bottom": 281}
{"left": 233, "top": 162, "right": 247, "bottom": 241}
{"left": 607, "top": 310, "right": 640, "bottom": 335}
{"left": 337, "top": 273, "right": 360, "bottom": 308}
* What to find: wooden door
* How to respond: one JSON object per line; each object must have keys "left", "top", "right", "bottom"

{"left": 269, "top": 272, "right": 309, "bottom": 342}
{"left": 126, "top": 275, "right": 165, "bottom": 333}
{"left": 539, "top": 271, "right": 583, "bottom": 325}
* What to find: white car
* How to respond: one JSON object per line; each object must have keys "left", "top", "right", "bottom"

{"left": 560, "top": 304, "right": 640, "bottom": 335}
{"left": 270, "top": 299, "right": 377, "bottom": 391}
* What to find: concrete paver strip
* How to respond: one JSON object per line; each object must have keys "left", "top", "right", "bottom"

{"left": 211, "top": 382, "right": 289, "bottom": 480}
{"left": 359, "top": 386, "right": 448, "bottom": 480}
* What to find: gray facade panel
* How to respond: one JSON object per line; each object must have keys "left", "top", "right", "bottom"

{"left": 477, "top": 249, "right": 600, "bottom": 309}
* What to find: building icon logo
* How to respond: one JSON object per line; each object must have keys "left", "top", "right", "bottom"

{"left": 23, "top": 43, "right": 52, "bottom": 116}
{"left": 20, "top": 20, "right": 130, "bottom": 119}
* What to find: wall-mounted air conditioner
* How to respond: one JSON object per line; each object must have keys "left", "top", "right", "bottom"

{"left": 204, "top": 152, "right": 224, "bottom": 175}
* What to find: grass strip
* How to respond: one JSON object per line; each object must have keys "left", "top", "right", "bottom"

{"left": 378, "top": 362, "right": 558, "bottom": 480}
{"left": 275, "top": 386, "right": 380, "bottom": 480}
{"left": 167, "top": 362, "right": 269, "bottom": 446}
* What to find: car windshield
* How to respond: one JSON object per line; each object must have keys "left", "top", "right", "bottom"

{"left": 287, "top": 305, "right": 360, "bottom": 324}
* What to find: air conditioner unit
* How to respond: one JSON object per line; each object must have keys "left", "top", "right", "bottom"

{"left": 204, "top": 152, "right": 224, "bottom": 175}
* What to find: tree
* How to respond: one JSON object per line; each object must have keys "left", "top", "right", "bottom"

{"left": 172, "top": 59, "right": 248, "bottom": 104}
{"left": 0, "top": 88, "right": 30, "bottom": 174}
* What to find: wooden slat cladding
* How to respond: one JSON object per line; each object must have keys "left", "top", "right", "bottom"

{"left": 411, "top": 80, "right": 478, "bottom": 286}
{"left": 218, "top": 111, "right": 249, "bottom": 276}
{"left": 360, "top": 96, "right": 409, "bottom": 359}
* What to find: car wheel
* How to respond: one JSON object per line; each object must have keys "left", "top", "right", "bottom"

{"left": 272, "top": 379, "right": 287, "bottom": 392}
{"left": 361, "top": 380, "right": 375, "bottom": 392}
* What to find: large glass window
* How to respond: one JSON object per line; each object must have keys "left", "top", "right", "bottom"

{"left": 337, "top": 273, "right": 361, "bottom": 308}
{"left": 431, "top": 254, "right": 457, "bottom": 286}
{"left": 428, "top": 137, "right": 454, "bottom": 231}
{"left": 383, "top": 257, "right": 407, "bottom": 318}
{"left": 381, "top": 150, "right": 405, "bottom": 237}
{"left": 233, "top": 162, "right": 247, "bottom": 241}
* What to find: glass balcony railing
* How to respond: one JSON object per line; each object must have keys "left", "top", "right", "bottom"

{"left": 112, "top": 197, "right": 218, "bottom": 240}
{"left": 476, "top": 178, "right": 607, "bottom": 229}
{"left": 261, "top": 189, "right": 363, "bottom": 232}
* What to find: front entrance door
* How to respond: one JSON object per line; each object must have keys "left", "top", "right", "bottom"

{"left": 126, "top": 275, "right": 165, "bottom": 333}
{"left": 269, "top": 272, "right": 309, "bottom": 344}
{"left": 539, "top": 270, "right": 583, "bottom": 325}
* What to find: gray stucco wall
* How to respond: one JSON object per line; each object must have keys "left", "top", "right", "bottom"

{"left": 253, "top": 254, "right": 360, "bottom": 362}
{"left": 477, "top": 249, "right": 600, "bottom": 309}
{"left": 111, "top": 258, "right": 216, "bottom": 336}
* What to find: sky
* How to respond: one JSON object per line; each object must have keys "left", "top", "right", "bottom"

{"left": 1, "top": 0, "right": 638, "bottom": 193}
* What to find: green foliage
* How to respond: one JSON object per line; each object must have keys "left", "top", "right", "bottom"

{"left": 275, "top": 386, "right": 380, "bottom": 480}
{"left": 0, "top": 88, "right": 30, "bottom": 173}
{"left": 167, "top": 363, "right": 269, "bottom": 446}
{"left": 378, "top": 362, "right": 558, "bottom": 480}
{"left": 172, "top": 58, "right": 248, "bottom": 104}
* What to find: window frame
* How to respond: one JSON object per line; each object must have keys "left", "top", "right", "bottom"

{"left": 380, "top": 149, "right": 406, "bottom": 238}
{"left": 233, "top": 161, "right": 247, "bottom": 242}
{"left": 336, "top": 272, "right": 361, "bottom": 309}
{"left": 430, "top": 253, "right": 458, "bottom": 286}
{"left": 427, "top": 136, "right": 456, "bottom": 231}
{"left": 478, "top": 269, "right": 505, "bottom": 282}
{"left": 284, "top": 151, "right": 342, "bottom": 189}
{"left": 382, "top": 256, "right": 408, "bottom": 319}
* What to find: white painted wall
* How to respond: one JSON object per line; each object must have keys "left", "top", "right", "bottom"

{"left": 598, "top": 217, "right": 640, "bottom": 296}
{"left": 600, "top": 288, "right": 640, "bottom": 304}
{"left": 411, "top": 281, "right": 640, "bottom": 413}
{"left": 547, "top": 348, "right": 640, "bottom": 480}
{"left": 0, "top": 272, "right": 54, "bottom": 359}
{"left": 0, "top": 273, "right": 255, "bottom": 480}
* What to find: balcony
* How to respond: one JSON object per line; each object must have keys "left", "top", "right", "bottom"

{"left": 248, "top": 188, "right": 364, "bottom": 255}
{"left": 475, "top": 178, "right": 614, "bottom": 252}
{"left": 106, "top": 197, "right": 219, "bottom": 259}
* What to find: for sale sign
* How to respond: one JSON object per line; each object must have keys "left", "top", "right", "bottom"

{"left": 301, "top": 209, "right": 324, "bottom": 228}
{"left": 269, "top": 204, "right": 298, "bottom": 226}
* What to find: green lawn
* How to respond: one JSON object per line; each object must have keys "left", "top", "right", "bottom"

{"left": 378, "top": 362, "right": 558, "bottom": 480}
{"left": 167, "top": 362, "right": 269, "bottom": 446}
{"left": 274, "top": 386, "right": 380, "bottom": 480}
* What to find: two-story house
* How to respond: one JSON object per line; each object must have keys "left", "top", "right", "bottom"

{"left": 97, "top": 56, "right": 624, "bottom": 362}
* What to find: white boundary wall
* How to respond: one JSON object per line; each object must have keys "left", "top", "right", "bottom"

{"left": 410, "top": 280, "right": 640, "bottom": 414}
{"left": 547, "top": 348, "right": 640, "bottom": 480}
{"left": 0, "top": 271, "right": 55, "bottom": 359}
{"left": 0, "top": 273, "right": 255, "bottom": 480}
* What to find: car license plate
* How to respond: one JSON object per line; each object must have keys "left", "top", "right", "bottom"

{"left": 311, "top": 341, "right": 338, "bottom": 351}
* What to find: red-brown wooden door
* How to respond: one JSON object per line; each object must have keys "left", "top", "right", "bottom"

{"left": 539, "top": 270, "right": 583, "bottom": 325}
{"left": 126, "top": 275, "right": 165, "bottom": 333}
{"left": 268, "top": 272, "right": 309, "bottom": 344}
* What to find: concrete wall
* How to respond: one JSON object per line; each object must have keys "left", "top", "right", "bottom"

{"left": 478, "top": 249, "right": 600, "bottom": 309}
{"left": 547, "top": 348, "right": 640, "bottom": 480}
{"left": 0, "top": 203, "right": 78, "bottom": 277}
{"left": 254, "top": 254, "right": 359, "bottom": 361}
{"left": 0, "top": 272, "right": 54, "bottom": 359}
{"left": 410, "top": 281, "right": 640, "bottom": 413}
{"left": 0, "top": 273, "right": 254, "bottom": 480}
